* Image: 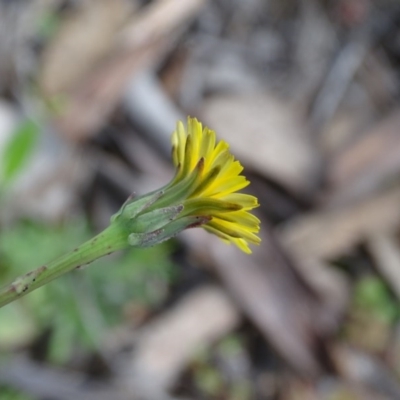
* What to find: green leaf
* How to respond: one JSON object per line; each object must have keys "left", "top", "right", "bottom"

{"left": 354, "top": 276, "right": 399, "bottom": 323}
{"left": 1, "top": 120, "right": 39, "bottom": 184}
{"left": 36, "top": 10, "right": 60, "bottom": 40}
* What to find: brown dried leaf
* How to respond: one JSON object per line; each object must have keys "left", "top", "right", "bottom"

{"left": 202, "top": 94, "right": 320, "bottom": 194}
{"left": 279, "top": 186, "right": 400, "bottom": 260}
{"left": 327, "top": 110, "right": 400, "bottom": 205}
{"left": 39, "top": 0, "right": 134, "bottom": 96}
{"left": 54, "top": 0, "right": 207, "bottom": 141}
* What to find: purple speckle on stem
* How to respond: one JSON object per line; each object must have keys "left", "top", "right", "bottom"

{"left": 38, "top": 265, "right": 47, "bottom": 273}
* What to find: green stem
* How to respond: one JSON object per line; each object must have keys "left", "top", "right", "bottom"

{"left": 0, "top": 223, "right": 129, "bottom": 308}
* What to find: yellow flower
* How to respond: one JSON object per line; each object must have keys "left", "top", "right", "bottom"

{"left": 169, "top": 117, "right": 261, "bottom": 253}
{"left": 115, "top": 117, "right": 261, "bottom": 254}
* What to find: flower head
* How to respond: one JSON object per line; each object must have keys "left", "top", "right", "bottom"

{"left": 114, "top": 117, "right": 261, "bottom": 253}
{"left": 168, "top": 117, "right": 260, "bottom": 253}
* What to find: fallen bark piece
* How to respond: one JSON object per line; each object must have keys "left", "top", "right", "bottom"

{"left": 126, "top": 285, "right": 240, "bottom": 391}
{"left": 279, "top": 186, "right": 400, "bottom": 260}
{"left": 291, "top": 257, "right": 350, "bottom": 332}
{"left": 327, "top": 109, "right": 400, "bottom": 205}
{"left": 39, "top": 0, "right": 133, "bottom": 96}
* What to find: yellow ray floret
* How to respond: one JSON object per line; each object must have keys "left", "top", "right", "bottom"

{"left": 170, "top": 117, "right": 261, "bottom": 253}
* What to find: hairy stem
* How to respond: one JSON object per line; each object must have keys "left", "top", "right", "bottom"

{"left": 0, "top": 223, "right": 128, "bottom": 308}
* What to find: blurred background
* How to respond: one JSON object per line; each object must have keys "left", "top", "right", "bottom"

{"left": 2, "top": 0, "right": 400, "bottom": 399}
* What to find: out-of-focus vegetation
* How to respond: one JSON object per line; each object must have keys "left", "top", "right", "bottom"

{"left": 0, "top": 120, "right": 39, "bottom": 187}
{"left": 0, "top": 218, "right": 177, "bottom": 360}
